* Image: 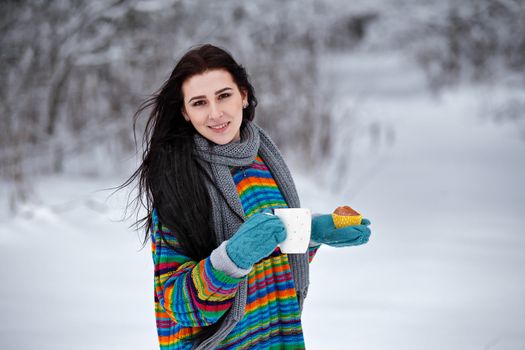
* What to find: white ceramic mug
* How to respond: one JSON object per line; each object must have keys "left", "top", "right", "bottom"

{"left": 274, "top": 208, "right": 312, "bottom": 254}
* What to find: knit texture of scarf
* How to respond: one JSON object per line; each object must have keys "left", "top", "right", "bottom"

{"left": 192, "top": 121, "right": 310, "bottom": 349}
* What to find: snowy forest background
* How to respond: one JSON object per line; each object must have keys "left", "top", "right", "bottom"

{"left": 1, "top": 0, "right": 525, "bottom": 349}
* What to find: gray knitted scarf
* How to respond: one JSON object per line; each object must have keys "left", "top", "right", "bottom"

{"left": 192, "top": 121, "right": 310, "bottom": 349}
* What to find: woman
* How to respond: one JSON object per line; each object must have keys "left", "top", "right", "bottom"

{"left": 129, "top": 44, "right": 371, "bottom": 349}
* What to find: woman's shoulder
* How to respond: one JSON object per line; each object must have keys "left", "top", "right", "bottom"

{"left": 151, "top": 208, "right": 180, "bottom": 246}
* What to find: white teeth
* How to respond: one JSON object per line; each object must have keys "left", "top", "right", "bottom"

{"left": 210, "top": 122, "right": 228, "bottom": 129}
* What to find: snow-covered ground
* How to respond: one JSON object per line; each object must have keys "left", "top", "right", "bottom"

{"left": 0, "top": 176, "right": 156, "bottom": 349}
{"left": 300, "top": 51, "right": 525, "bottom": 350}
{"left": 1, "top": 50, "right": 524, "bottom": 349}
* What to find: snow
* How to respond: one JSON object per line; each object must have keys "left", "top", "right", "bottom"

{"left": 299, "top": 51, "right": 525, "bottom": 350}
{"left": 1, "top": 49, "right": 524, "bottom": 349}
{"left": 0, "top": 176, "right": 156, "bottom": 349}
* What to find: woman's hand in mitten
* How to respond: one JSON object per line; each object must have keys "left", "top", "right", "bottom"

{"left": 226, "top": 212, "right": 287, "bottom": 269}
{"left": 311, "top": 215, "right": 371, "bottom": 247}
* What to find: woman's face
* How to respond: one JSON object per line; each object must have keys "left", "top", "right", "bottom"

{"left": 181, "top": 69, "right": 248, "bottom": 145}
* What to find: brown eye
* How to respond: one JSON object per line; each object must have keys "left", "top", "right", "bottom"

{"left": 192, "top": 100, "right": 205, "bottom": 107}
{"left": 218, "top": 93, "right": 231, "bottom": 100}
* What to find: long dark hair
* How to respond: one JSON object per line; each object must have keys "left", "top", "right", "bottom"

{"left": 124, "top": 44, "right": 257, "bottom": 262}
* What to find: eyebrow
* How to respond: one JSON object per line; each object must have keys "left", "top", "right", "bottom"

{"left": 187, "top": 87, "right": 233, "bottom": 103}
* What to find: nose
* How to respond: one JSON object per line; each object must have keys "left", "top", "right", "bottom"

{"left": 208, "top": 101, "right": 223, "bottom": 120}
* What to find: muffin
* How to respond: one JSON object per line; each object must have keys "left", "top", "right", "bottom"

{"left": 331, "top": 205, "right": 362, "bottom": 228}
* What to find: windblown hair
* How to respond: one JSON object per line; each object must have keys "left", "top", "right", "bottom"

{"left": 124, "top": 44, "right": 257, "bottom": 262}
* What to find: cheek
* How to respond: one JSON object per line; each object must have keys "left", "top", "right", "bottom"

{"left": 187, "top": 110, "right": 208, "bottom": 124}
{"left": 227, "top": 98, "right": 243, "bottom": 114}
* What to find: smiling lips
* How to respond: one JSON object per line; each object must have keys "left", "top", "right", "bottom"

{"left": 209, "top": 122, "right": 230, "bottom": 131}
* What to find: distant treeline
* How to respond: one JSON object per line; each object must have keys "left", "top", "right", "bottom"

{"left": 2, "top": 0, "right": 523, "bottom": 209}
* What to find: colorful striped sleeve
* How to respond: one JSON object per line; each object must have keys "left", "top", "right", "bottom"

{"left": 151, "top": 209, "right": 243, "bottom": 328}
{"left": 307, "top": 244, "right": 320, "bottom": 263}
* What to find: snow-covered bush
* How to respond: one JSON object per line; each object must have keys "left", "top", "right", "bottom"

{"left": 409, "top": 0, "right": 525, "bottom": 88}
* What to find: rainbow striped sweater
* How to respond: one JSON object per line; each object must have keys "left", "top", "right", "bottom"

{"left": 151, "top": 155, "right": 319, "bottom": 349}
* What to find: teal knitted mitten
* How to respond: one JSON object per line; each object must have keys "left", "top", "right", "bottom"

{"left": 226, "top": 213, "right": 287, "bottom": 269}
{"left": 311, "top": 215, "right": 371, "bottom": 247}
